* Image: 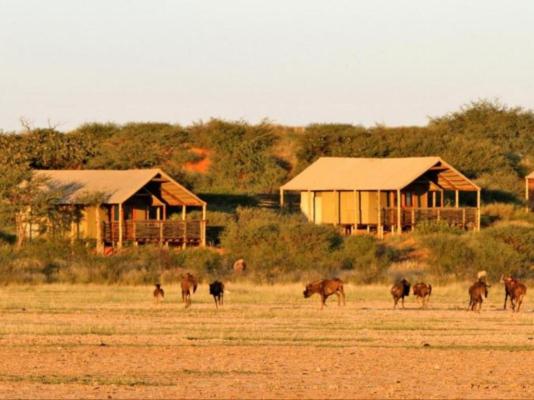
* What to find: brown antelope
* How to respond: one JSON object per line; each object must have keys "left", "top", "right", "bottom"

{"left": 468, "top": 279, "right": 489, "bottom": 312}
{"left": 412, "top": 282, "right": 432, "bottom": 308}
{"left": 502, "top": 276, "right": 527, "bottom": 312}
{"left": 181, "top": 273, "right": 198, "bottom": 308}
{"left": 153, "top": 283, "right": 165, "bottom": 303}
{"left": 391, "top": 278, "right": 411, "bottom": 309}
{"left": 303, "top": 278, "right": 345, "bottom": 310}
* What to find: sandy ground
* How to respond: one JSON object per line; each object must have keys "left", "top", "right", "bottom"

{"left": 0, "top": 284, "right": 532, "bottom": 399}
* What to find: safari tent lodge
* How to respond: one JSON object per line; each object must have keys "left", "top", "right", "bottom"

{"left": 279, "top": 157, "right": 481, "bottom": 235}
{"left": 31, "top": 169, "right": 207, "bottom": 249}
{"left": 527, "top": 171, "right": 534, "bottom": 212}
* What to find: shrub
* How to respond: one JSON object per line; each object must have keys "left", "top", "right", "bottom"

{"left": 335, "top": 235, "right": 399, "bottom": 283}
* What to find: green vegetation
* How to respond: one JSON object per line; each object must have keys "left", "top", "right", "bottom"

{"left": 0, "top": 100, "right": 533, "bottom": 284}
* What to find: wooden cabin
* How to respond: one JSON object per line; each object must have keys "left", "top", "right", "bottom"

{"left": 527, "top": 171, "right": 534, "bottom": 212}
{"left": 279, "top": 157, "right": 481, "bottom": 235}
{"left": 31, "top": 169, "right": 207, "bottom": 249}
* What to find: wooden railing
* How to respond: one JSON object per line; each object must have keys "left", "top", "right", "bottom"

{"left": 381, "top": 207, "right": 477, "bottom": 229}
{"left": 103, "top": 220, "right": 206, "bottom": 245}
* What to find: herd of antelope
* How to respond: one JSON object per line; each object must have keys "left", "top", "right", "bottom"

{"left": 153, "top": 273, "right": 527, "bottom": 313}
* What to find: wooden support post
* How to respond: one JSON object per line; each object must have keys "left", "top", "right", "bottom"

{"left": 455, "top": 190, "right": 459, "bottom": 208}
{"left": 308, "top": 190, "right": 313, "bottom": 223}
{"left": 411, "top": 208, "right": 415, "bottom": 231}
{"left": 95, "top": 205, "right": 104, "bottom": 255}
{"left": 201, "top": 204, "right": 207, "bottom": 247}
{"left": 280, "top": 189, "right": 284, "bottom": 208}
{"left": 159, "top": 220, "right": 163, "bottom": 246}
{"left": 476, "top": 189, "right": 481, "bottom": 232}
{"left": 353, "top": 190, "right": 357, "bottom": 233}
{"left": 462, "top": 208, "right": 466, "bottom": 228}
{"left": 432, "top": 192, "right": 436, "bottom": 208}
{"left": 118, "top": 204, "right": 123, "bottom": 249}
{"left": 377, "top": 190, "right": 382, "bottom": 239}
{"left": 182, "top": 205, "right": 187, "bottom": 249}
{"left": 396, "top": 189, "right": 402, "bottom": 234}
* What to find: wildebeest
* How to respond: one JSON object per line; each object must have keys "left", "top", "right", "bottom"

{"left": 391, "top": 278, "right": 411, "bottom": 309}
{"left": 468, "top": 278, "right": 489, "bottom": 312}
{"left": 303, "top": 278, "right": 345, "bottom": 309}
{"left": 209, "top": 280, "right": 224, "bottom": 309}
{"left": 502, "top": 276, "right": 527, "bottom": 312}
{"left": 181, "top": 273, "right": 198, "bottom": 308}
{"left": 153, "top": 283, "right": 164, "bottom": 303}
{"left": 412, "top": 282, "right": 432, "bottom": 308}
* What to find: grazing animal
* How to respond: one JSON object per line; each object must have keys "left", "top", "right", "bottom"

{"left": 502, "top": 276, "right": 527, "bottom": 312}
{"left": 412, "top": 282, "right": 432, "bottom": 308}
{"left": 153, "top": 283, "right": 165, "bottom": 303}
{"left": 303, "top": 278, "right": 345, "bottom": 310}
{"left": 391, "top": 278, "right": 411, "bottom": 309}
{"left": 468, "top": 279, "right": 489, "bottom": 312}
{"left": 233, "top": 259, "right": 247, "bottom": 273}
{"left": 209, "top": 280, "right": 225, "bottom": 309}
{"left": 181, "top": 273, "right": 198, "bottom": 308}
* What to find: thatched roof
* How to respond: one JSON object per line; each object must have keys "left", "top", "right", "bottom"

{"left": 527, "top": 171, "right": 534, "bottom": 179}
{"left": 281, "top": 157, "right": 479, "bottom": 191}
{"left": 33, "top": 169, "right": 205, "bottom": 206}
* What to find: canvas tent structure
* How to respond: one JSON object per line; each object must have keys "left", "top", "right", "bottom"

{"left": 280, "top": 157, "right": 481, "bottom": 235}
{"left": 527, "top": 171, "right": 534, "bottom": 212}
{"left": 31, "top": 169, "right": 207, "bottom": 249}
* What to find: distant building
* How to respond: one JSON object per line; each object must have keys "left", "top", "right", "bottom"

{"left": 280, "top": 157, "right": 481, "bottom": 235}
{"left": 30, "top": 169, "right": 206, "bottom": 249}
{"left": 527, "top": 171, "right": 534, "bottom": 212}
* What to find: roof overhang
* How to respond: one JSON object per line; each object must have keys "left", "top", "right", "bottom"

{"left": 281, "top": 157, "right": 480, "bottom": 192}
{"left": 33, "top": 169, "right": 206, "bottom": 207}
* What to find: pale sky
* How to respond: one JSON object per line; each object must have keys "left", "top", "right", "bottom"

{"left": 1, "top": 0, "right": 534, "bottom": 132}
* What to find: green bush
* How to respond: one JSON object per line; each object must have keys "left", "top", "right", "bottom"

{"left": 421, "top": 228, "right": 528, "bottom": 281}
{"left": 0, "top": 240, "right": 226, "bottom": 285}
{"left": 335, "top": 235, "right": 399, "bottom": 283}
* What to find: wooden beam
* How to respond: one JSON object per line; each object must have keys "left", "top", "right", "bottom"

{"left": 95, "top": 205, "right": 104, "bottom": 255}
{"left": 396, "top": 189, "right": 402, "bottom": 234}
{"left": 353, "top": 190, "right": 357, "bottom": 229}
{"left": 455, "top": 190, "right": 459, "bottom": 208}
{"left": 377, "top": 190, "right": 382, "bottom": 239}
{"left": 201, "top": 203, "right": 207, "bottom": 247}
{"left": 280, "top": 188, "right": 284, "bottom": 208}
{"left": 437, "top": 173, "right": 459, "bottom": 190}
{"left": 118, "top": 204, "right": 123, "bottom": 249}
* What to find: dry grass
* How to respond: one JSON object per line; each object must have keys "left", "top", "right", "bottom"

{"left": 0, "top": 283, "right": 533, "bottom": 399}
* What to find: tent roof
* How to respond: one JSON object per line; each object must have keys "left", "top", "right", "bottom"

{"left": 281, "top": 157, "right": 479, "bottom": 191}
{"left": 33, "top": 169, "right": 206, "bottom": 206}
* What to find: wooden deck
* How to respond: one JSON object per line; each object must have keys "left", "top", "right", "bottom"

{"left": 381, "top": 207, "right": 477, "bottom": 230}
{"left": 103, "top": 220, "right": 206, "bottom": 246}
